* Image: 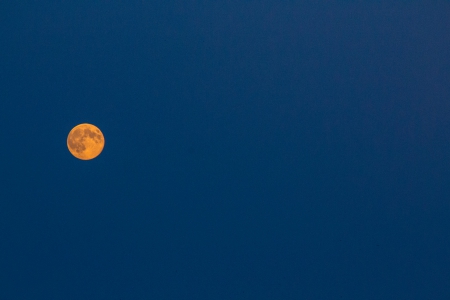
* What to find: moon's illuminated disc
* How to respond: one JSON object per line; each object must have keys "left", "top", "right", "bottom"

{"left": 67, "top": 123, "right": 105, "bottom": 160}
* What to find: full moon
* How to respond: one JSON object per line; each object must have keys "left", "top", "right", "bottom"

{"left": 67, "top": 123, "right": 105, "bottom": 160}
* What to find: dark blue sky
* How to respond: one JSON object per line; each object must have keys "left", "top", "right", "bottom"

{"left": 1, "top": 2, "right": 450, "bottom": 299}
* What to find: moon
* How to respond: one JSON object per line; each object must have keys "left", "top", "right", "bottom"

{"left": 67, "top": 123, "right": 105, "bottom": 160}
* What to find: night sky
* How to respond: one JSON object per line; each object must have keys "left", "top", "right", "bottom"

{"left": 1, "top": 2, "right": 450, "bottom": 299}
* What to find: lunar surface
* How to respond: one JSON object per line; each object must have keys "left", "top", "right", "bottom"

{"left": 67, "top": 123, "right": 104, "bottom": 160}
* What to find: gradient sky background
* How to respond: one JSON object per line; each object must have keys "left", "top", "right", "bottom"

{"left": 1, "top": 1, "right": 450, "bottom": 299}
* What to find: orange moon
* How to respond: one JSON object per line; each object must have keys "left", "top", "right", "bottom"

{"left": 67, "top": 123, "right": 105, "bottom": 160}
